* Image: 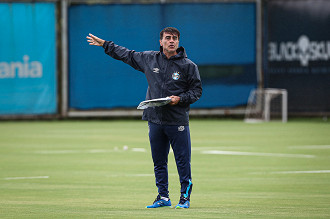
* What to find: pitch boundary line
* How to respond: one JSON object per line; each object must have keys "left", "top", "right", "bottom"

{"left": 288, "top": 145, "right": 330, "bottom": 149}
{"left": 270, "top": 170, "right": 330, "bottom": 174}
{"left": 4, "top": 176, "right": 49, "bottom": 180}
{"left": 192, "top": 146, "right": 255, "bottom": 151}
{"left": 201, "top": 150, "right": 315, "bottom": 158}
{"left": 35, "top": 148, "right": 147, "bottom": 154}
{"left": 108, "top": 173, "right": 176, "bottom": 177}
{"left": 251, "top": 170, "right": 330, "bottom": 174}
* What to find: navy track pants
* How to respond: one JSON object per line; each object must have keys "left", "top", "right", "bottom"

{"left": 148, "top": 122, "right": 193, "bottom": 199}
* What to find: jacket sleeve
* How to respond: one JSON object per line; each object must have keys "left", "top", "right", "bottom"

{"left": 103, "top": 41, "right": 146, "bottom": 72}
{"left": 179, "top": 63, "right": 202, "bottom": 106}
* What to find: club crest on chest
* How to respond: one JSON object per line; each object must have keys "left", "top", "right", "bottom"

{"left": 172, "top": 72, "right": 180, "bottom": 80}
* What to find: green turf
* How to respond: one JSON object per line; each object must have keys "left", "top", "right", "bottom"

{"left": 0, "top": 118, "right": 329, "bottom": 218}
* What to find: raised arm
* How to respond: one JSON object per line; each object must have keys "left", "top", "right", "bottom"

{"left": 86, "top": 33, "right": 148, "bottom": 72}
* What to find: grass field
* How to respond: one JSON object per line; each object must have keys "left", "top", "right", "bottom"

{"left": 0, "top": 118, "right": 329, "bottom": 218}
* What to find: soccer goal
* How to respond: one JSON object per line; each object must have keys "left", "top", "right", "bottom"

{"left": 244, "top": 88, "right": 288, "bottom": 123}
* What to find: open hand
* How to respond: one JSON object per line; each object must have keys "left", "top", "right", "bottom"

{"left": 86, "top": 33, "right": 105, "bottom": 46}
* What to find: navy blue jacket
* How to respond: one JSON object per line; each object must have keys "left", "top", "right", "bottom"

{"left": 103, "top": 41, "right": 202, "bottom": 125}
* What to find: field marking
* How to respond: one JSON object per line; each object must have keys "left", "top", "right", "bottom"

{"left": 127, "top": 174, "right": 154, "bottom": 177}
{"left": 35, "top": 149, "right": 115, "bottom": 154}
{"left": 131, "top": 148, "right": 146, "bottom": 152}
{"left": 192, "top": 146, "right": 255, "bottom": 151}
{"left": 4, "top": 176, "right": 49, "bottom": 180}
{"left": 89, "top": 149, "right": 113, "bottom": 153}
{"left": 35, "top": 148, "right": 147, "bottom": 154}
{"left": 35, "top": 150, "right": 80, "bottom": 154}
{"left": 201, "top": 150, "right": 315, "bottom": 158}
{"left": 288, "top": 145, "right": 330, "bottom": 149}
{"left": 270, "top": 170, "right": 330, "bottom": 174}
{"left": 108, "top": 173, "right": 176, "bottom": 177}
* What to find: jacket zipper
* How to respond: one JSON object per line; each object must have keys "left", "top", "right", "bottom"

{"left": 160, "top": 57, "right": 170, "bottom": 124}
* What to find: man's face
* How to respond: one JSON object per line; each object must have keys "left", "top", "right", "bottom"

{"left": 160, "top": 32, "right": 179, "bottom": 55}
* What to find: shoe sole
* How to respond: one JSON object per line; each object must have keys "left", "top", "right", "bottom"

{"left": 146, "top": 206, "right": 172, "bottom": 209}
{"left": 175, "top": 206, "right": 189, "bottom": 209}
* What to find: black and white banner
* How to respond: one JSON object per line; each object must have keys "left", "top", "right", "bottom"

{"left": 264, "top": 0, "right": 330, "bottom": 113}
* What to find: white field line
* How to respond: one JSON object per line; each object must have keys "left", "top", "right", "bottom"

{"left": 88, "top": 149, "right": 113, "bottom": 153}
{"left": 192, "top": 146, "right": 255, "bottom": 151}
{"left": 270, "top": 170, "right": 330, "bottom": 174}
{"left": 288, "top": 145, "right": 330, "bottom": 149}
{"left": 201, "top": 150, "right": 315, "bottom": 158}
{"left": 35, "top": 148, "right": 147, "bottom": 154}
{"left": 131, "top": 148, "right": 146, "bottom": 152}
{"left": 126, "top": 174, "right": 154, "bottom": 177}
{"left": 108, "top": 173, "right": 176, "bottom": 177}
{"left": 4, "top": 176, "right": 49, "bottom": 180}
{"left": 35, "top": 150, "right": 81, "bottom": 154}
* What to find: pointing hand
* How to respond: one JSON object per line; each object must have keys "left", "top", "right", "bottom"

{"left": 86, "top": 33, "right": 105, "bottom": 46}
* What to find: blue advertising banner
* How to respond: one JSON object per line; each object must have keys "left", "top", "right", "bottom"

{"left": 69, "top": 3, "right": 256, "bottom": 109}
{"left": 264, "top": 0, "right": 330, "bottom": 112}
{"left": 0, "top": 3, "right": 57, "bottom": 115}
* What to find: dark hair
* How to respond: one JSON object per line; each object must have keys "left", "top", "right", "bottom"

{"left": 160, "top": 27, "right": 180, "bottom": 40}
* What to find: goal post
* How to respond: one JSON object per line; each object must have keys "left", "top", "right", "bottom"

{"left": 244, "top": 88, "right": 288, "bottom": 123}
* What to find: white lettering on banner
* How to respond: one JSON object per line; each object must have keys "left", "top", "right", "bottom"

{"left": 0, "top": 55, "right": 43, "bottom": 79}
{"left": 268, "top": 35, "right": 330, "bottom": 67}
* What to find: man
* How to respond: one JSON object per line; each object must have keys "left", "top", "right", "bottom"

{"left": 86, "top": 27, "right": 202, "bottom": 209}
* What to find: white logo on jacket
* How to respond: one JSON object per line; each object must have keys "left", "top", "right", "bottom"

{"left": 178, "top": 126, "right": 185, "bottom": 131}
{"left": 153, "top": 68, "right": 159, "bottom": 73}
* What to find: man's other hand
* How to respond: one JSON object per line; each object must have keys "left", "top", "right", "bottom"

{"left": 169, "top": 95, "right": 180, "bottom": 106}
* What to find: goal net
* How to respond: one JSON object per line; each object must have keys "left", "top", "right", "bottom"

{"left": 244, "top": 88, "right": 288, "bottom": 123}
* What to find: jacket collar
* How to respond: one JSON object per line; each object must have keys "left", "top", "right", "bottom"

{"left": 159, "top": 46, "right": 187, "bottom": 59}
